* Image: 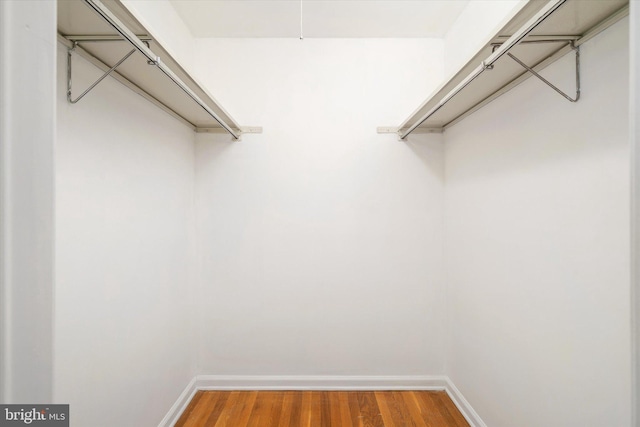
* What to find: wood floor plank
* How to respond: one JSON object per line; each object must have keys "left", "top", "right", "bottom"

{"left": 186, "top": 391, "right": 225, "bottom": 427}
{"left": 428, "top": 392, "right": 469, "bottom": 427}
{"left": 428, "top": 392, "right": 458, "bottom": 427}
{"left": 318, "top": 391, "right": 331, "bottom": 426}
{"left": 287, "top": 391, "right": 303, "bottom": 427}
{"left": 415, "top": 391, "right": 452, "bottom": 427}
{"left": 399, "top": 391, "right": 429, "bottom": 427}
{"left": 177, "top": 390, "right": 469, "bottom": 427}
{"left": 377, "top": 391, "right": 419, "bottom": 427}
{"left": 269, "top": 392, "right": 285, "bottom": 426}
{"left": 301, "top": 391, "right": 313, "bottom": 427}
{"left": 337, "top": 392, "right": 353, "bottom": 427}
{"left": 348, "top": 392, "right": 363, "bottom": 427}
{"left": 247, "top": 391, "right": 277, "bottom": 427}
{"left": 230, "top": 391, "right": 259, "bottom": 427}
{"left": 356, "top": 391, "right": 384, "bottom": 427}
{"left": 407, "top": 391, "right": 439, "bottom": 427}
{"left": 276, "top": 392, "right": 292, "bottom": 427}
{"left": 328, "top": 391, "right": 342, "bottom": 426}
{"left": 374, "top": 391, "right": 397, "bottom": 427}
{"left": 175, "top": 391, "right": 205, "bottom": 427}
{"left": 309, "top": 391, "right": 324, "bottom": 427}
{"left": 433, "top": 392, "right": 469, "bottom": 427}
{"left": 202, "top": 392, "right": 229, "bottom": 426}
{"left": 213, "top": 391, "right": 241, "bottom": 427}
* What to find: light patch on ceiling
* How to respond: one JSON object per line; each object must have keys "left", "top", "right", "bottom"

{"left": 169, "top": 0, "right": 470, "bottom": 38}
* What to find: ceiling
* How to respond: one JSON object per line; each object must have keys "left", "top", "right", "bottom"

{"left": 168, "top": 0, "right": 470, "bottom": 38}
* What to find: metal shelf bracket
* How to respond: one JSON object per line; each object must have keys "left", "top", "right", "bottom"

{"left": 507, "top": 41, "right": 580, "bottom": 103}
{"left": 67, "top": 42, "right": 137, "bottom": 104}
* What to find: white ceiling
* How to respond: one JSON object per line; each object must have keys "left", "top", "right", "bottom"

{"left": 169, "top": 0, "right": 470, "bottom": 38}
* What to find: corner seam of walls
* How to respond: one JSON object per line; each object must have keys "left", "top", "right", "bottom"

{"left": 191, "top": 129, "right": 200, "bottom": 378}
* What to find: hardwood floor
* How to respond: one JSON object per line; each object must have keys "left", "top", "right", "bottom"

{"left": 175, "top": 390, "right": 470, "bottom": 426}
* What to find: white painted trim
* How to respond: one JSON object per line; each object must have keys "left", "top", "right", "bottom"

{"left": 157, "top": 377, "right": 198, "bottom": 427}
{"left": 444, "top": 378, "right": 487, "bottom": 427}
{"left": 159, "top": 375, "right": 486, "bottom": 427}
{"left": 194, "top": 375, "right": 448, "bottom": 391}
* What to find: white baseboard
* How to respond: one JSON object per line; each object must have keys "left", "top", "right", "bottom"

{"left": 159, "top": 375, "right": 486, "bottom": 427}
{"left": 157, "top": 376, "right": 198, "bottom": 427}
{"left": 444, "top": 378, "right": 487, "bottom": 427}
{"left": 195, "top": 374, "right": 449, "bottom": 391}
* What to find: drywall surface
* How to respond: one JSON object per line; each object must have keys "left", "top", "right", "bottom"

{"left": 444, "top": 20, "right": 631, "bottom": 427}
{"left": 194, "top": 38, "right": 446, "bottom": 376}
{"left": 444, "top": 0, "right": 524, "bottom": 77}
{"left": 121, "top": 0, "right": 196, "bottom": 73}
{"left": 0, "top": 0, "right": 56, "bottom": 403}
{"left": 55, "top": 47, "right": 196, "bottom": 426}
{"left": 631, "top": 2, "right": 639, "bottom": 425}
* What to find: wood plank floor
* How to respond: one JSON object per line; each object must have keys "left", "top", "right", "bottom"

{"left": 175, "top": 390, "right": 470, "bottom": 427}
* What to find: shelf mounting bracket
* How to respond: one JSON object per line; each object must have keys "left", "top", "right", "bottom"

{"left": 507, "top": 41, "right": 580, "bottom": 103}
{"left": 67, "top": 42, "right": 137, "bottom": 104}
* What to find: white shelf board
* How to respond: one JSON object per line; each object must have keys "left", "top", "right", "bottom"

{"left": 398, "top": 0, "right": 629, "bottom": 135}
{"left": 57, "top": 0, "right": 244, "bottom": 135}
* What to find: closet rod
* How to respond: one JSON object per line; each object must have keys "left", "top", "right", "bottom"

{"left": 399, "top": 0, "right": 567, "bottom": 140}
{"left": 82, "top": 0, "right": 241, "bottom": 140}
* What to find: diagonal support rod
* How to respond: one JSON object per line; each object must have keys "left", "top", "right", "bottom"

{"left": 67, "top": 43, "right": 137, "bottom": 104}
{"left": 507, "top": 42, "right": 580, "bottom": 102}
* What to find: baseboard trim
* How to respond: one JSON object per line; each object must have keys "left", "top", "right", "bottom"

{"left": 444, "top": 378, "right": 487, "bottom": 427}
{"left": 159, "top": 375, "right": 486, "bottom": 427}
{"left": 195, "top": 374, "right": 449, "bottom": 391}
{"left": 157, "top": 376, "right": 198, "bottom": 427}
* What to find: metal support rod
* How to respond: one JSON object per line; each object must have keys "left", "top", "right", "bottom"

{"left": 494, "top": 35, "right": 579, "bottom": 42}
{"left": 491, "top": 38, "right": 579, "bottom": 47}
{"left": 59, "top": 34, "right": 197, "bottom": 129}
{"left": 65, "top": 34, "right": 152, "bottom": 42}
{"left": 82, "top": 0, "right": 241, "bottom": 139}
{"left": 399, "top": 0, "right": 567, "bottom": 140}
{"left": 67, "top": 44, "right": 136, "bottom": 104}
{"left": 506, "top": 43, "right": 580, "bottom": 102}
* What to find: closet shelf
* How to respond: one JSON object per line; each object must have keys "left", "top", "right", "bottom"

{"left": 58, "top": 0, "right": 260, "bottom": 139}
{"left": 384, "top": 0, "right": 628, "bottom": 139}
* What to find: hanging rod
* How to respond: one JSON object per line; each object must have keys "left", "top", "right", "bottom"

{"left": 58, "top": 34, "right": 197, "bottom": 129}
{"left": 399, "top": 0, "right": 567, "bottom": 140}
{"left": 82, "top": 0, "right": 241, "bottom": 140}
{"left": 64, "top": 34, "right": 152, "bottom": 42}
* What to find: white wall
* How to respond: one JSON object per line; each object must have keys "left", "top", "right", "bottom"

{"left": 444, "top": 0, "right": 524, "bottom": 76}
{"left": 0, "top": 0, "right": 56, "bottom": 404}
{"left": 194, "top": 39, "right": 447, "bottom": 376}
{"left": 121, "top": 0, "right": 196, "bottom": 75}
{"left": 444, "top": 19, "right": 631, "bottom": 427}
{"left": 630, "top": 1, "right": 639, "bottom": 425}
{"left": 55, "top": 46, "right": 196, "bottom": 426}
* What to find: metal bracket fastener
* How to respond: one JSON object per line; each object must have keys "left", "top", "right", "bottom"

{"left": 507, "top": 42, "right": 580, "bottom": 103}
{"left": 240, "top": 126, "right": 263, "bottom": 134}
{"left": 67, "top": 43, "right": 137, "bottom": 104}
{"left": 377, "top": 126, "right": 442, "bottom": 141}
{"left": 377, "top": 127, "right": 399, "bottom": 134}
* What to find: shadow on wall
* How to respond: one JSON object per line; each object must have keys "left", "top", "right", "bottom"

{"left": 405, "top": 133, "right": 446, "bottom": 180}
{"left": 194, "top": 132, "right": 238, "bottom": 162}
